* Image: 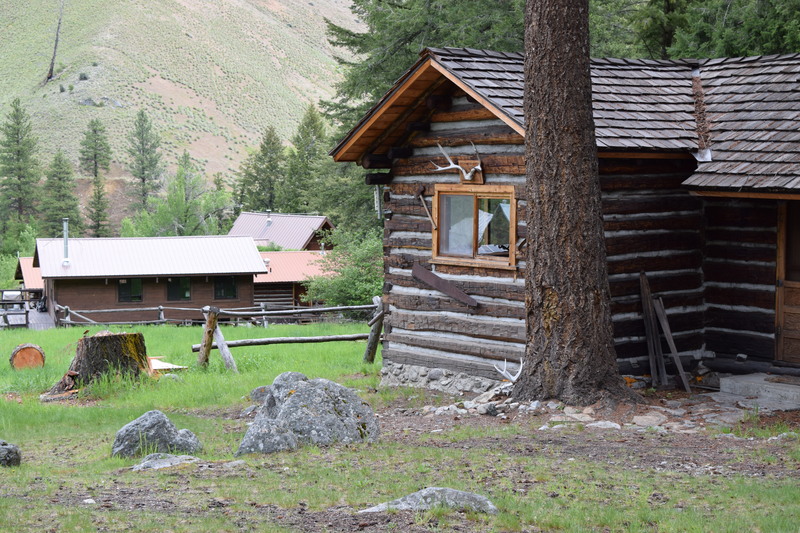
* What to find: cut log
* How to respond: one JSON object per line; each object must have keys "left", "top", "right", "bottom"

{"left": 43, "top": 332, "right": 148, "bottom": 397}
{"left": 9, "top": 343, "right": 46, "bottom": 369}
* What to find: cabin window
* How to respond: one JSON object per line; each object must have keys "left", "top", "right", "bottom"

{"left": 118, "top": 278, "right": 143, "bottom": 302}
{"left": 433, "top": 184, "right": 517, "bottom": 268}
{"left": 167, "top": 277, "right": 192, "bottom": 301}
{"left": 214, "top": 276, "right": 238, "bottom": 299}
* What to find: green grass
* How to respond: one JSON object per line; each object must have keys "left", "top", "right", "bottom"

{"left": 2, "top": 324, "right": 800, "bottom": 531}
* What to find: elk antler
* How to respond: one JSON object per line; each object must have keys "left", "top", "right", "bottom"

{"left": 493, "top": 359, "right": 523, "bottom": 382}
{"left": 431, "top": 143, "right": 482, "bottom": 181}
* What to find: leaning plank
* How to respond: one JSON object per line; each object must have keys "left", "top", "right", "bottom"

{"left": 213, "top": 323, "right": 238, "bottom": 373}
{"left": 412, "top": 262, "right": 478, "bottom": 307}
{"left": 639, "top": 272, "right": 666, "bottom": 386}
{"left": 652, "top": 297, "right": 692, "bottom": 393}
{"left": 191, "top": 334, "right": 370, "bottom": 352}
{"left": 363, "top": 296, "right": 384, "bottom": 364}
{"left": 9, "top": 343, "right": 46, "bottom": 369}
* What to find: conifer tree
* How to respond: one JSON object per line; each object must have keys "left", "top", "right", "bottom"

{"left": 277, "top": 105, "right": 327, "bottom": 213}
{"left": 41, "top": 151, "right": 83, "bottom": 237}
{"left": 79, "top": 119, "right": 112, "bottom": 237}
{"left": 127, "top": 110, "right": 162, "bottom": 210}
{"left": 234, "top": 126, "right": 284, "bottom": 213}
{"left": 0, "top": 98, "right": 40, "bottom": 224}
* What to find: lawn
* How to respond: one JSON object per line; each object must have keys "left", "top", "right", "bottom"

{"left": 1, "top": 323, "right": 798, "bottom": 532}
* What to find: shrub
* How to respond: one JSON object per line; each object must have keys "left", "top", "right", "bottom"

{"left": 59, "top": 84, "right": 65, "bottom": 93}
{"left": 79, "top": 72, "right": 89, "bottom": 81}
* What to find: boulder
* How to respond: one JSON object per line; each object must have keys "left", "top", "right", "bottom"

{"left": 359, "top": 487, "right": 498, "bottom": 514}
{"left": 236, "top": 373, "right": 378, "bottom": 455}
{"left": 111, "top": 410, "right": 202, "bottom": 458}
{"left": 0, "top": 440, "right": 21, "bottom": 467}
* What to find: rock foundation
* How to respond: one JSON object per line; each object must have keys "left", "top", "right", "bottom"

{"left": 380, "top": 361, "right": 502, "bottom": 395}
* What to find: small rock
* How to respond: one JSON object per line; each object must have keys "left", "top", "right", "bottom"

{"left": 477, "top": 403, "right": 498, "bottom": 416}
{"left": 586, "top": 421, "right": 621, "bottom": 430}
{"left": 82, "top": 499, "right": 96, "bottom": 505}
{"left": 359, "top": 487, "right": 498, "bottom": 514}
{"left": 132, "top": 453, "right": 199, "bottom": 471}
{"left": 0, "top": 440, "right": 21, "bottom": 467}
{"left": 632, "top": 412, "right": 668, "bottom": 427}
{"left": 546, "top": 401, "right": 561, "bottom": 410}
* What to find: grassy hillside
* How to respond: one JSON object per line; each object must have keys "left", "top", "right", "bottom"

{"left": 0, "top": 0, "right": 359, "bottom": 182}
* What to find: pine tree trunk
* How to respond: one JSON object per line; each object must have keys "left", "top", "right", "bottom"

{"left": 45, "top": 332, "right": 148, "bottom": 396}
{"left": 513, "top": 0, "right": 637, "bottom": 405}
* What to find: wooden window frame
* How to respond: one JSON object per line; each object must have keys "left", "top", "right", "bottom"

{"left": 118, "top": 278, "right": 143, "bottom": 303}
{"left": 166, "top": 277, "right": 192, "bottom": 301}
{"left": 431, "top": 184, "right": 517, "bottom": 270}
{"left": 213, "top": 276, "right": 238, "bottom": 300}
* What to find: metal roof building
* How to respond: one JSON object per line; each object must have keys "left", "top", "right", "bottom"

{"left": 228, "top": 212, "right": 334, "bottom": 251}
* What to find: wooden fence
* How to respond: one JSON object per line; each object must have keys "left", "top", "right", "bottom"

{"left": 54, "top": 303, "right": 378, "bottom": 327}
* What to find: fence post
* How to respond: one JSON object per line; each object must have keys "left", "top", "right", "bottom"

{"left": 63, "top": 306, "right": 70, "bottom": 326}
{"left": 363, "top": 296, "right": 384, "bottom": 364}
{"left": 197, "top": 306, "right": 218, "bottom": 367}
{"left": 158, "top": 306, "right": 165, "bottom": 322}
{"left": 260, "top": 302, "right": 268, "bottom": 328}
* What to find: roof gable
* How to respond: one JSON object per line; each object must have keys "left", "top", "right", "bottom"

{"left": 35, "top": 236, "right": 267, "bottom": 279}
{"left": 228, "top": 212, "right": 333, "bottom": 250}
{"left": 254, "top": 251, "right": 328, "bottom": 284}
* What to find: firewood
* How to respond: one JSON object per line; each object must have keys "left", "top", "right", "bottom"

{"left": 9, "top": 343, "right": 46, "bottom": 369}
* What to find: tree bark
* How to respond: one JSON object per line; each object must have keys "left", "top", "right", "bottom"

{"left": 514, "top": 0, "right": 637, "bottom": 405}
{"left": 44, "top": 332, "right": 148, "bottom": 396}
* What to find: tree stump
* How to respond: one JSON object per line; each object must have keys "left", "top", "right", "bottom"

{"left": 9, "top": 343, "right": 46, "bottom": 369}
{"left": 44, "top": 332, "right": 148, "bottom": 397}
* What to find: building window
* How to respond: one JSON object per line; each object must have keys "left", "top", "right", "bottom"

{"left": 118, "top": 278, "right": 143, "bottom": 302}
{"left": 433, "top": 184, "right": 516, "bottom": 267}
{"left": 167, "top": 277, "right": 192, "bottom": 301}
{"left": 214, "top": 276, "right": 238, "bottom": 299}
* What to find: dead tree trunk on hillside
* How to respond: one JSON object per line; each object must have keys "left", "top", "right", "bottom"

{"left": 513, "top": 0, "right": 638, "bottom": 405}
{"left": 45, "top": 0, "right": 65, "bottom": 83}
{"left": 43, "top": 332, "right": 149, "bottom": 397}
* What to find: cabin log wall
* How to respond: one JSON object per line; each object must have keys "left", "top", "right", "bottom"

{"left": 702, "top": 199, "right": 777, "bottom": 360}
{"left": 381, "top": 95, "right": 704, "bottom": 378}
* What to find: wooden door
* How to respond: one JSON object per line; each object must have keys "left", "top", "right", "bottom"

{"left": 777, "top": 202, "right": 800, "bottom": 363}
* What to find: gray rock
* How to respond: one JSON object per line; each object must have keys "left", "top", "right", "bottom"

{"left": 0, "top": 440, "right": 21, "bottom": 467}
{"left": 131, "top": 453, "right": 199, "bottom": 471}
{"left": 586, "top": 421, "right": 622, "bottom": 430}
{"left": 427, "top": 368, "right": 445, "bottom": 381}
{"left": 359, "top": 487, "right": 498, "bottom": 514}
{"left": 236, "top": 419, "right": 299, "bottom": 456}
{"left": 249, "top": 385, "right": 271, "bottom": 404}
{"left": 278, "top": 378, "right": 379, "bottom": 446}
{"left": 632, "top": 412, "right": 668, "bottom": 427}
{"left": 111, "top": 410, "right": 202, "bottom": 458}
{"left": 236, "top": 373, "right": 378, "bottom": 455}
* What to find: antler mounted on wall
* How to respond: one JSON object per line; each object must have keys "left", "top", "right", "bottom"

{"left": 431, "top": 143, "right": 483, "bottom": 183}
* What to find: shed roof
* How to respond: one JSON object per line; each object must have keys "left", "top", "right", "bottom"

{"left": 35, "top": 236, "right": 267, "bottom": 279}
{"left": 332, "top": 47, "right": 800, "bottom": 195}
{"left": 254, "top": 251, "right": 328, "bottom": 284}
{"left": 228, "top": 212, "right": 333, "bottom": 250}
{"left": 15, "top": 257, "right": 43, "bottom": 290}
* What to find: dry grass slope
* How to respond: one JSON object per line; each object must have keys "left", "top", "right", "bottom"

{"left": 0, "top": 0, "right": 360, "bottom": 181}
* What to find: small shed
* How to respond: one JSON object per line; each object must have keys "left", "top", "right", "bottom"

{"left": 228, "top": 212, "right": 334, "bottom": 250}
{"left": 331, "top": 47, "right": 800, "bottom": 381}
{"left": 34, "top": 235, "right": 267, "bottom": 324}
{"left": 254, "top": 250, "right": 327, "bottom": 309}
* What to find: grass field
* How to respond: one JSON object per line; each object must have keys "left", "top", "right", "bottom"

{"left": 1, "top": 324, "right": 799, "bottom": 532}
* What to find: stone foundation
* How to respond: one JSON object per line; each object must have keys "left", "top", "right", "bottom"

{"left": 380, "top": 361, "right": 502, "bottom": 395}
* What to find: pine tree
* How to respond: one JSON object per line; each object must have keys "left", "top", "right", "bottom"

{"left": 79, "top": 119, "right": 112, "bottom": 237}
{"left": 0, "top": 98, "right": 40, "bottom": 224}
{"left": 235, "top": 126, "right": 285, "bottom": 213}
{"left": 40, "top": 151, "right": 83, "bottom": 237}
{"left": 277, "top": 105, "right": 327, "bottom": 213}
{"left": 127, "top": 109, "right": 162, "bottom": 211}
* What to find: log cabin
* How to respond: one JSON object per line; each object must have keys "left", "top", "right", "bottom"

{"left": 34, "top": 235, "right": 267, "bottom": 325}
{"left": 331, "top": 47, "right": 800, "bottom": 382}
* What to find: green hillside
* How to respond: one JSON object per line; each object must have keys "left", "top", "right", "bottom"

{"left": 0, "top": 0, "right": 359, "bottom": 179}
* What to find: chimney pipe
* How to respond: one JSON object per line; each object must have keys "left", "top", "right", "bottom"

{"left": 62, "top": 218, "right": 70, "bottom": 266}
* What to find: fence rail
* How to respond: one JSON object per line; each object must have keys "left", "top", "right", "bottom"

{"left": 54, "top": 303, "right": 378, "bottom": 327}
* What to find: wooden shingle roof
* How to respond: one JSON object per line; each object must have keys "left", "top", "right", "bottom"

{"left": 332, "top": 47, "right": 800, "bottom": 195}
{"left": 682, "top": 54, "right": 800, "bottom": 192}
